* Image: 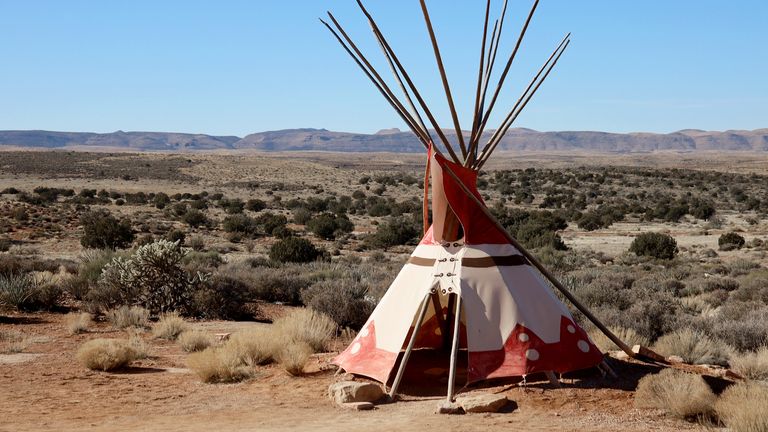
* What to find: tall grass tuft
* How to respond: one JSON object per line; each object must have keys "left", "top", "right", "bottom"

{"left": 587, "top": 325, "right": 649, "bottom": 352}
{"left": 152, "top": 312, "right": 189, "bottom": 340}
{"left": 715, "top": 381, "right": 768, "bottom": 432}
{"left": 76, "top": 339, "right": 136, "bottom": 371}
{"left": 634, "top": 368, "right": 716, "bottom": 420}
{"left": 273, "top": 308, "right": 336, "bottom": 353}
{"left": 106, "top": 306, "right": 150, "bottom": 329}
{"left": 729, "top": 346, "right": 768, "bottom": 380}
{"left": 178, "top": 330, "right": 214, "bottom": 353}
{"left": 65, "top": 312, "right": 92, "bottom": 335}
{"left": 187, "top": 346, "right": 252, "bottom": 383}
{"left": 652, "top": 328, "right": 732, "bottom": 365}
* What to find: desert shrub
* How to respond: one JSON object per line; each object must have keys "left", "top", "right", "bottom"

{"left": 684, "top": 277, "right": 740, "bottom": 295}
{"left": 292, "top": 207, "right": 312, "bottom": 225}
{"left": 187, "top": 346, "right": 252, "bottom": 383}
{"left": 29, "top": 272, "right": 64, "bottom": 310}
{"left": 76, "top": 339, "right": 136, "bottom": 371}
{"left": 255, "top": 212, "right": 288, "bottom": 236}
{"left": 719, "top": 232, "right": 746, "bottom": 251}
{"left": 729, "top": 346, "right": 768, "bottom": 380}
{"left": 106, "top": 306, "right": 150, "bottom": 329}
{"left": 301, "top": 280, "right": 374, "bottom": 329}
{"left": 728, "top": 259, "right": 761, "bottom": 277}
{"left": 587, "top": 326, "right": 649, "bottom": 352}
{"left": 188, "top": 236, "right": 206, "bottom": 252}
{"left": 710, "top": 307, "right": 768, "bottom": 352}
{"left": 227, "top": 327, "right": 279, "bottom": 366}
{"left": 495, "top": 208, "right": 568, "bottom": 250}
{"left": 178, "top": 330, "right": 214, "bottom": 352}
{"left": 652, "top": 328, "right": 732, "bottom": 365}
{"left": 366, "top": 216, "right": 420, "bottom": 249}
{"left": 276, "top": 341, "right": 312, "bottom": 376}
{"left": 80, "top": 210, "right": 134, "bottom": 250}
{"left": 245, "top": 269, "right": 308, "bottom": 304}
{"left": 95, "top": 240, "right": 206, "bottom": 314}
{"left": 152, "top": 312, "right": 189, "bottom": 340}
{"left": 182, "top": 208, "right": 209, "bottom": 227}
{"left": 732, "top": 271, "right": 768, "bottom": 303}
{"left": 0, "top": 273, "right": 38, "bottom": 310}
{"left": 164, "top": 229, "right": 186, "bottom": 245}
{"left": 190, "top": 274, "right": 251, "bottom": 320}
{"left": 629, "top": 232, "right": 678, "bottom": 260}
{"left": 269, "top": 237, "right": 321, "bottom": 263}
{"left": 183, "top": 251, "right": 223, "bottom": 271}
{"left": 245, "top": 199, "right": 267, "bottom": 212}
{"left": 66, "top": 312, "right": 92, "bottom": 335}
{"left": 0, "top": 238, "right": 10, "bottom": 252}
{"left": 222, "top": 214, "right": 258, "bottom": 236}
{"left": 273, "top": 308, "right": 336, "bottom": 352}
{"left": 634, "top": 369, "right": 716, "bottom": 420}
{"left": 307, "top": 213, "right": 354, "bottom": 240}
{"left": 715, "top": 382, "right": 768, "bottom": 432}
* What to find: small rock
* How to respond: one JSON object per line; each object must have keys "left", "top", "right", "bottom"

{"left": 436, "top": 401, "right": 464, "bottom": 415}
{"left": 667, "top": 355, "right": 684, "bottom": 363}
{"left": 457, "top": 393, "right": 508, "bottom": 413}
{"left": 612, "top": 350, "right": 630, "bottom": 360}
{"left": 329, "top": 381, "right": 384, "bottom": 405}
{"left": 341, "top": 402, "right": 375, "bottom": 411}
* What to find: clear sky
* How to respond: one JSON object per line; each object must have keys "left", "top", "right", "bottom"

{"left": 1, "top": 1, "right": 766, "bottom": 137}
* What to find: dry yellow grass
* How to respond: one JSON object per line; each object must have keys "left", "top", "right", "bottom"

{"left": 65, "top": 312, "right": 92, "bottom": 335}
{"left": 76, "top": 339, "right": 136, "bottom": 371}
{"left": 152, "top": 312, "right": 189, "bottom": 340}
{"left": 715, "top": 381, "right": 768, "bottom": 432}
{"left": 634, "top": 368, "right": 716, "bottom": 420}
{"left": 588, "top": 325, "right": 649, "bottom": 352}
{"left": 0, "top": 329, "right": 29, "bottom": 354}
{"left": 276, "top": 341, "right": 312, "bottom": 376}
{"left": 273, "top": 308, "right": 336, "bottom": 353}
{"left": 652, "top": 328, "right": 732, "bottom": 365}
{"left": 127, "top": 328, "right": 150, "bottom": 360}
{"left": 187, "top": 346, "right": 252, "bottom": 383}
{"left": 227, "top": 327, "right": 278, "bottom": 366}
{"left": 729, "top": 346, "right": 768, "bottom": 380}
{"left": 106, "top": 306, "right": 150, "bottom": 329}
{"left": 178, "top": 330, "right": 214, "bottom": 353}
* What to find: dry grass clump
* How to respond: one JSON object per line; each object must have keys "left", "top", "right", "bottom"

{"left": 106, "top": 306, "right": 150, "bottom": 329}
{"left": 65, "top": 312, "right": 92, "bottom": 335}
{"left": 0, "top": 329, "right": 29, "bottom": 354}
{"left": 652, "top": 328, "right": 732, "bottom": 365}
{"left": 715, "top": 381, "right": 768, "bottom": 432}
{"left": 276, "top": 341, "right": 312, "bottom": 376}
{"left": 588, "top": 325, "right": 649, "bottom": 352}
{"left": 152, "top": 312, "right": 189, "bottom": 340}
{"left": 127, "top": 328, "right": 150, "bottom": 359}
{"left": 76, "top": 339, "right": 136, "bottom": 371}
{"left": 187, "top": 346, "right": 252, "bottom": 383}
{"left": 273, "top": 308, "right": 336, "bottom": 352}
{"left": 227, "top": 327, "right": 279, "bottom": 366}
{"left": 178, "top": 330, "right": 214, "bottom": 353}
{"left": 634, "top": 368, "right": 716, "bottom": 420}
{"left": 729, "top": 346, "right": 768, "bottom": 380}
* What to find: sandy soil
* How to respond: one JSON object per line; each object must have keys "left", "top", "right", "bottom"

{"left": 0, "top": 313, "right": 713, "bottom": 432}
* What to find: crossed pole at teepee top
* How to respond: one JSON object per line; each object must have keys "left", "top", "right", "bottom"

{"left": 323, "top": 0, "right": 636, "bottom": 402}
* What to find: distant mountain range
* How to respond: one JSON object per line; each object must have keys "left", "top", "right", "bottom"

{"left": 1, "top": 128, "right": 766, "bottom": 153}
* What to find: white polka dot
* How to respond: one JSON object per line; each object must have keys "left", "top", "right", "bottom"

{"left": 350, "top": 342, "right": 361, "bottom": 354}
{"left": 525, "top": 349, "right": 540, "bottom": 361}
{"left": 518, "top": 333, "right": 530, "bottom": 342}
{"left": 567, "top": 325, "right": 576, "bottom": 334}
{"left": 359, "top": 327, "right": 369, "bottom": 337}
{"left": 577, "top": 340, "right": 590, "bottom": 353}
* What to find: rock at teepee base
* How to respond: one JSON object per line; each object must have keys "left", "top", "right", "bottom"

{"left": 340, "top": 402, "right": 375, "bottom": 411}
{"left": 457, "top": 393, "right": 509, "bottom": 413}
{"left": 329, "top": 381, "right": 384, "bottom": 405}
{"left": 436, "top": 401, "right": 464, "bottom": 415}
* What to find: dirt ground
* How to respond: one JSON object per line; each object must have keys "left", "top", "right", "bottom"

{"left": 1, "top": 313, "right": 714, "bottom": 432}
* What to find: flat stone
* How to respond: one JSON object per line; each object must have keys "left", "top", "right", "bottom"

{"left": 329, "top": 381, "right": 385, "bottom": 405}
{"left": 667, "top": 355, "right": 684, "bottom": 363}
{"left": 436, "top": 401, "right": 464, "bottom": 415}
{"left": 457, "top": 393, "right": 508, "bottom": 413}
{"left": 340, "top": 402, "right": 375, "bottom": 411}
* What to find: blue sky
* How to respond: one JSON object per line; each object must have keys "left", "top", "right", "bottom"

{"left": 1, "top": 1, "right": 766, "bottom": 136}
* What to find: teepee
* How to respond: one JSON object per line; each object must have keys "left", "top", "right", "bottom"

{"left": 322, "top": 0, "right": 633, "bottom": 401}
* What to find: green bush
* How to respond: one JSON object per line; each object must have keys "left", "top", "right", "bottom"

{"left": 307, "top": 213, "right": 354, "bottom": 240}
{"left": 718, "top": 232, "right": 745, "bottom": 251}
{"left": 629, "top": 232, "right": 678, "bottom": 260}
{"left": 245, "top": 199, "right": 266, "bottom": 212}
{"left": 301, "top": 280, "right": 374, "bottom": 329}
{"left": 0, "top": 273, "right": 38, "bottom": 310}
{"left": 366, "top": 216, "right": 420, "bottom": 249}
{"left": 182, "top": 209, "right": 209, "bottom": 228}
{"left": 190, "top": 274, "right": 251, "bottom": 320}
{"left": 269, "top": 238, "right": 321, "bottom": 263}
{"left": 80, "top": 210, "right": 135, "bottom": 250}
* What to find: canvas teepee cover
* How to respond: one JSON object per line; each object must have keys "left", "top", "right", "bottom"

{"left": 333, "top": 149, "right": 603, "bottom": 384}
